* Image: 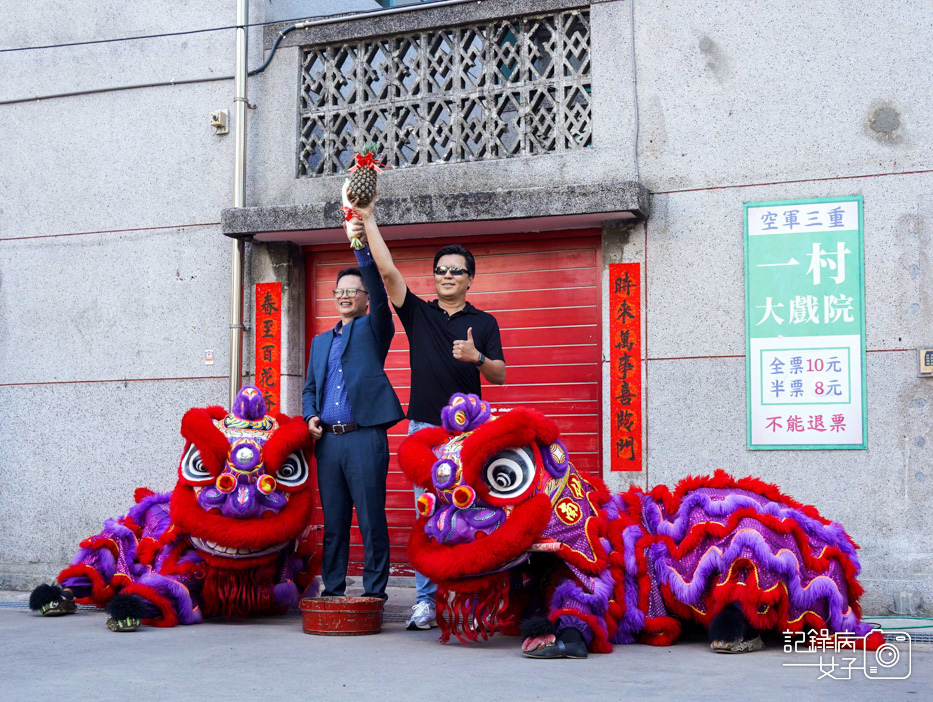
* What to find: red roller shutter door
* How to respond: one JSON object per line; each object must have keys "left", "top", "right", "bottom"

{"left": 304, "top": 229, "right": 602, "bottom": 575}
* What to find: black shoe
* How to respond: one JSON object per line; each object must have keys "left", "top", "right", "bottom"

{"left": 522, "top": 638, "right": 589, "bottom": 659}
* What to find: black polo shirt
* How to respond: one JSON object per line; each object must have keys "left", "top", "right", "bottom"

{"left": 394, "top": 288, "right": 505, "bottom": 424}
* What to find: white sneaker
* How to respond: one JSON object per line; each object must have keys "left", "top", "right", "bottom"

{"left": 406, "top": 601, "right": 436, "bottom": 630}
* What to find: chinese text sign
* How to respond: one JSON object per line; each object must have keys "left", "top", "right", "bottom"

{"left": 609, "top": 263, "right": 643, "bottom": 471}
{"left": 745, "top": 197, "right": 866, "bottom": 449}
{"left": 255, "top": 282, "right": 282, "bottom": 414}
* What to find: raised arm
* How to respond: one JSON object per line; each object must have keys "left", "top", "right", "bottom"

{"left": 343, "top": 181, "right": 407, "bottom": 308}
{"left": 357, "top": 252, "right": 395, "bottom": 357}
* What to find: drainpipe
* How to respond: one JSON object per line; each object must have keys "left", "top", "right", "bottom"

{"left": 229, "top": 0, "right": 249, "bottom": 406}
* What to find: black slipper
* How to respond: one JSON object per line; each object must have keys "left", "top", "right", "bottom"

{"left": 522, "top": 639, "right": 589, "bottom": 659}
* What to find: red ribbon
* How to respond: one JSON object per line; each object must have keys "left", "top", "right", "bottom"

{"left": 341, "top": 206, "right": 360, "bottom": 221}
{"left": 348, "top": 151, "right": 391, "bottom": 173}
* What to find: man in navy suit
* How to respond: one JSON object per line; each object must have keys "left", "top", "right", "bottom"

{"left": 302, "top": 247, "right": 403, "bottom": 601}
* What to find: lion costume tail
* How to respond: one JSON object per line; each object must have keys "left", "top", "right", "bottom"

{"left": 624, "top": 470, "right": 881, "bottom": 648}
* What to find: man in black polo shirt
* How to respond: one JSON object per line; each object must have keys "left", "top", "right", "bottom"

{"left": 343, "top": 183, "right": 506, "bottom": 629}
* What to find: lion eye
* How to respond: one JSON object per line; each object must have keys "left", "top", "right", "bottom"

{"left": 275, "top": 452, "right": 309, "bottom": 487}
{"left": 482, "top": 447, "right": 536, "bottom": 499}
{"left": 181, "top": 445, "right": 212, "bottom": 483}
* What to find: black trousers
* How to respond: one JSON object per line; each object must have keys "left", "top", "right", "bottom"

{"left": 315, "top": 426, "right": 390, "bottom": 599}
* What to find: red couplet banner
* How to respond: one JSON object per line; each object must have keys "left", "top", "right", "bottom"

{"left": 255, "top": 282, "right": 282, "bottom": 414}
{"left": 609, "top": 263, "right": 642, "bottom": 472}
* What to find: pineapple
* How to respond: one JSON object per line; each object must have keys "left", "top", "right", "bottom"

{"left": 344, "top": 142, "right": 385, "bottom": 250}
{"left": 347, "top": 142, "right": 382, "bottom": 207}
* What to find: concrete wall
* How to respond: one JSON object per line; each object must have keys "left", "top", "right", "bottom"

{"left": 0, "top": 1, "right": 369, "bottom": 589}
{"left": 618, "top": 0, "right": 932, "bottom": 613}
{"left": 248, "top": 0, "right": 638, "bottom": 211}
{"left": 1, "top": 0, "right": 930, "bottom": 614}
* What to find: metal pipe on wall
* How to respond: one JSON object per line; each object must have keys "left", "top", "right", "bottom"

{"left": 228, "top": 0, "right": 249, "bottom": 406}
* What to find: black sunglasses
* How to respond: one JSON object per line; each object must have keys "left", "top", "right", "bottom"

{"left": 434, "top": 266, "right": 470, "bottom": 276}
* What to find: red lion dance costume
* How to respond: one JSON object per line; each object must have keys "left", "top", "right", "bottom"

{"left": 29, "top": 386, "right": 317, "bottom": 631}
{"left": 399, "top": 394, "right": 881, "bottom": 657}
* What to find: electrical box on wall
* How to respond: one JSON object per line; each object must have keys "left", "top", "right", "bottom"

{"left": 919, "top": 348, "right": 933, "bottom": 377}
{"left": 210, "top": 109, "right": 229, "bottom": 135}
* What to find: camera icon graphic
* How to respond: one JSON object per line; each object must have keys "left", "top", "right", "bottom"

{"left": 864, "top": 631, "right": 912, "bottom": 679}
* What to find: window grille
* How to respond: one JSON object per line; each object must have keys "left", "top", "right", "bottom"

{"left": 298, "top": 9, "right": 592, "bottom": 177}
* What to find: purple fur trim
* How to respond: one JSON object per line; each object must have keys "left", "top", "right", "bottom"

{"left": 70, "top": 543, "right": 117, "bottom": 581}
{"left": 541, "top": 439, "right": 570, "bottom": 479}
{"left": 233, "top": 385, "right": 266, "bottom": 421}
{"left": 610, "top": 524, "right": 648, "bottom": 644}
{"left": 137, "top": 572, "right": 202, "bottom": 625}
{"left": 440, "top": 393, "right": 491, "bottom": 433}
{"left": 301, "top": 578, "right": 321, "bottom": 599}
{"left": 603, "top": 495, "right": 623, "bottom": 522}
{"left": 641, "top": 492, "right": 859, "bottom": 565}
{"left": 126, "top": 492, "right": 172, "bottom": 530}
{"left": 274, "top": 581, "right": 299, "bottom": 609}
{"left": 649, "top": 529, "right": 868, "bottom": 635}
{"left": 549, "top": 569, "right": 614, "bottom": 619}
{"left": 425, "top": 503, "right": 505, "bottom": 545}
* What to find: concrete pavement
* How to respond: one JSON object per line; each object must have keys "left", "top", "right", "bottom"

{"left": 0, "top": 587, "right": 929, "bottom": 701}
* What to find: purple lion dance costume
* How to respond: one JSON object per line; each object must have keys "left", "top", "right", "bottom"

{"left": 399, "top": 394, "right": 881, "bottom": 656}
{"left": 29, "top": 386, "right": 318, "bottom": 631}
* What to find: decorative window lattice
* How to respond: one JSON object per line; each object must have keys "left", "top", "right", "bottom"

{"left": 298, "top": 9, "right": 592, "bottom": 177}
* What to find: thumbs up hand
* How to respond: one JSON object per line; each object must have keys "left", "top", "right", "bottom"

{"left": 452, "top": 327, "right": 480, "bottom": 363}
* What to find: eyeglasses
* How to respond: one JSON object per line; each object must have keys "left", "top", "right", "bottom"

{"left": 434, "top": 266, "right": 470, "bottom": 276}
{"left": 332, "top": 288, "right": 368, "bottom": 298}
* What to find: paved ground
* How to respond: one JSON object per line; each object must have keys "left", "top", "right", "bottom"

{"left": 1, "top": 587, "right": 928, "bottom": 701}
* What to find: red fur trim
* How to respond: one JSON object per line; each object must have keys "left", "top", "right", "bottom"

{"left": 650, "top": 469, "right": 834, "bottom": 528}
{"left": 198, "top": 550, "right": 281, "bottom": 571}
{"left": 260, "top": 415, "right": 313, "bottom": 475}
{"left": 652, "top": 507, "right": 858, "bottom": 578}
{"left": 134, "top": 487, "right": 155, "bottom": 503}
{"left": 180, "top": 409, "right": 230, "bottom": 476}
{"left": 434, "top": 572, "right": 510, "bottom": 595}
{"left": 549, "top": 608, "right": 613, "bottom": 653}
{"left": 205, "top": 406, "right": 227, "bottom": 420}
{"left": 862, "top": 631, "right": 884, "bottom": 651}
{"left": 120, "top": 582, "right": 179, "bottom": 628}
{"left": 407, "top": 493, "right": 551, "bottom": 581}
{"left": 640, "top": 616, "right": 682, "bottom": 646}
{"left": 658, "top": 561, "right": 861, "bottom": 639}
{"left": 157, "top": 541, "right": 200, "bottom": 577}
{"left": 120, "top": 515, "right": 143, "bottom": 538}
{"left": 459, "top": 409, "right": 558, "bottom": 504}
{"left": 200, "top": 564, "right": 275, "bottom": 619}
{"left": 641, "top": 508, "right": 864, "bottom": 622}
{"left": 58, "top": 564, "right": 114, "bottom": 606}
{"left": 437, "top": 576, "right": 514, "bottom": 644}
{"left": 136, "top": 538, "right": 158, "bottom": 565}
{"left": 170, "top": 484, "right": 315, "bottom": 549}
{"left": 78, "top": 536, "right": 120, "bottom": 560}
{"left": 631, "top": 534, "right": 654, "bottom": 616}
{"left": 634, "top": 471, "right": 868, "bottom": 623}
{"left": 397, "top": 427, "right": 452, "bottom": 488}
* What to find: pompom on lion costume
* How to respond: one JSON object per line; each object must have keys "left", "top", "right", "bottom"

{"left": 399, "top": 394, "right": 881, "bottom": 657}
{"left": 30, "top": 386, "right": 317, "bottom": 631}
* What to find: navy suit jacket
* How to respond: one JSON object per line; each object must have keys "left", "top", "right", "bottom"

{"left": 302, "top": 262, "right": 404, "bottom": 429}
